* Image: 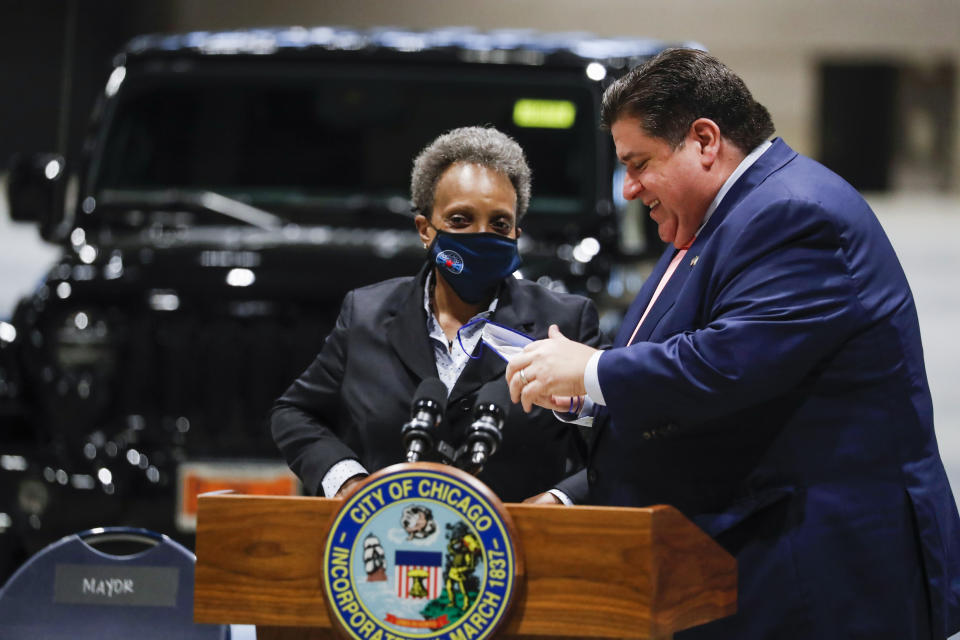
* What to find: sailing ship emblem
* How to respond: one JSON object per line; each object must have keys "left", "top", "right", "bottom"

{"left": 363, "top": 534, "right": 387, "bottom": 582}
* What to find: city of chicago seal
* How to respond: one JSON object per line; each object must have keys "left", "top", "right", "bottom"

{"left": 324, "top": 463, "right": 520, "bottom": 640}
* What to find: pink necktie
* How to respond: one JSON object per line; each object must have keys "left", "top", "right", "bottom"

{"left": 626, "top": 240, "right": 693, "bottom": 346}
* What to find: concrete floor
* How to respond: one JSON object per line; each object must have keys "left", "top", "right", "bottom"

{"left": 870, "top": 194, "right": 960, "bottom": 498}
{"left": 0, "top": 216, "right": 58, "bottom": 320}
{"left": 872, "top": 194, "right": 960, "bottom": 640}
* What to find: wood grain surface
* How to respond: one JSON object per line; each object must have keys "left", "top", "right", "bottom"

{"left": 194, "top": 494, "right": 735, "bottom": 639}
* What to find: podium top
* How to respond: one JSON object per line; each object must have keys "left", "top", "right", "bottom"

{"left": 194, "top": 494, "right": 735, "bottom": 639}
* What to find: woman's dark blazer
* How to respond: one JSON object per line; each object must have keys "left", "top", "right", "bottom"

{"left": 270, "top": 264, "right": 602, "bottom": 502}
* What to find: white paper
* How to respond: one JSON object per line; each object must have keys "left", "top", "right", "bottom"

{"left": 481, "top": 322, "right": 534, "bottom": 362}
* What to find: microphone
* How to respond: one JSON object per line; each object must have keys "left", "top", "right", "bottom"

{"left": 461, "top": 379, "right": 510, "bottom": 474}
{"left": 401, "top": 378, "right": 448, "bottom": 463}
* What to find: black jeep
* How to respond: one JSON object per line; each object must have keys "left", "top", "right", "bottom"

{"left": 0, "top": 26, "right": 674, "bottom": 580}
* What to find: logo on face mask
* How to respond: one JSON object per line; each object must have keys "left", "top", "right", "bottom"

{"left": 436, "top": 250, "right": 464, "bottom": 274}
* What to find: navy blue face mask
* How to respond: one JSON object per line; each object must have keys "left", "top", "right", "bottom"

{"left": 427, "top": 230, "right": 521, "bottom": 304}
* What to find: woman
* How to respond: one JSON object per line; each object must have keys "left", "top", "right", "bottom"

{"left": 270, "top": 126, "right": 601, "bottom": 501}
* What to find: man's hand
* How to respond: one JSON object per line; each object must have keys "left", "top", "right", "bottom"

{"left": 505, "top": 324, "right": 598, "bottom": 413}
{"left": 523, "top": 492, "right": 562, "bottom": 505}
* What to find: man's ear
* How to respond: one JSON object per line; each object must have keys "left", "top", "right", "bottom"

{"left": 415, "top": 213, "right": 433, "bottom": 248}
{"left": 690, "top": 118, "right": 721, "bottom": 168}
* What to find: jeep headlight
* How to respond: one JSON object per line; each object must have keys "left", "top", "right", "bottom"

{"left": 0, "top": 321, "right": 15, "bottom": 344}
{"left": 54, "top": 311, "right": 116, "bottom": 393}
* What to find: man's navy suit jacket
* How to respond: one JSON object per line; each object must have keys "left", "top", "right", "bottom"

{"left": 563, "top": 139, "right": 960, "bottom": 638}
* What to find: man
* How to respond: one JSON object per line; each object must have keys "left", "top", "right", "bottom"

{"left": 506, "top": 48, "right": 960, "bottom": 639}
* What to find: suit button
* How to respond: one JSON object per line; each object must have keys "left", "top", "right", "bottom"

{"left": 461, "top": 400, "right": 471, "bottom": 412}
{"left": 587, "top": 469, "right": 598, "bottom": 484}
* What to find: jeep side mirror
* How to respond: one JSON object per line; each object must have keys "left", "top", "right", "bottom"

{"left": 7, "top": 152, "right": 66, "bottom": 240}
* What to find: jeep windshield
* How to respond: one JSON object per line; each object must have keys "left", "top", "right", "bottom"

{"left": 87, "top": 61, "right": 599, "bottom": 230}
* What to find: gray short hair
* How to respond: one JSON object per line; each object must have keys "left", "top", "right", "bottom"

{"left": 410, "top": 126, "right": 532, "bottom": 221}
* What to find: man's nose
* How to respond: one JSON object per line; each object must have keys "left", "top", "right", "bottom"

{"left": 622, "top": 175, "right": 642, "bottom": 201}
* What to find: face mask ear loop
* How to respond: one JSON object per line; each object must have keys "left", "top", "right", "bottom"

{"left": 456, "top": 317, "right": 486, "bottom": 360}
{"left": 424, "top": 223, "right": 440, "bottom": 253}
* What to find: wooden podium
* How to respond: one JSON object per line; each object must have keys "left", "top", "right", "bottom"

{"left": 194, "top": 494, "right": 736, "bottom": 639}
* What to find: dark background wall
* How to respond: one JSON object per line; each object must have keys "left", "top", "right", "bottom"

{"left": 1, "top": 0, "right": 957, "bottom": 192}
{"left": 0, "top": 1, "right": 174, "bottom": 162}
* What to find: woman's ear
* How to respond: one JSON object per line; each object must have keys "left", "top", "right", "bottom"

{"left": 414, "top": 213, "right": 433, "bottom": 248}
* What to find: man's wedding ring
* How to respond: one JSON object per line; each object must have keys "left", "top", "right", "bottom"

{"left": 519, "top": 368, "right": 530, "bottom": 386}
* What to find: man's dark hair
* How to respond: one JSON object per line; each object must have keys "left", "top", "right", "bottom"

{"left": 601, "top": 48, "right": 775, "bottom": 153}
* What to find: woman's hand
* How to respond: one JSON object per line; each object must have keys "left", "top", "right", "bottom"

{"left": 335, "top": 474, "right": 368, "bottom": 498}
{"left": 522, "top": 492, "right": 562, "bottom": 505}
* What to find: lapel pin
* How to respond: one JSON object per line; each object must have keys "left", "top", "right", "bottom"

{"left": 690, "top": 255, "right": 699, "bottom": 267}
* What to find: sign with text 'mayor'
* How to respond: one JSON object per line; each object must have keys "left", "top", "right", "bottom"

{"left": 323, "top": 463, "right": 521, "bottom": 640}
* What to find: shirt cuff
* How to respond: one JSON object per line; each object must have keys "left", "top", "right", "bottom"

{"left": 553, "top": 395, "right": 596, "bottom": 426}
{"left": 547, "top": 489, "right": 574, "bottom": 506}
{"left": 584, "top": 350, "right": 606, "bottom": 406}
{"left": 321, "top": 459, "right": 369, "bottom": 497}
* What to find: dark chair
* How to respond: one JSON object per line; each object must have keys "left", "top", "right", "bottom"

{"left": 0, "top": 527, "right": 228, "bottom": 639}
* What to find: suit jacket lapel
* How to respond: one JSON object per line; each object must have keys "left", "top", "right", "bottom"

{"left": 386, "top": 264, "right": 439, "bottom": 382}
{"left": 697, "top": 137, "right": 797, "bottom": 239}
